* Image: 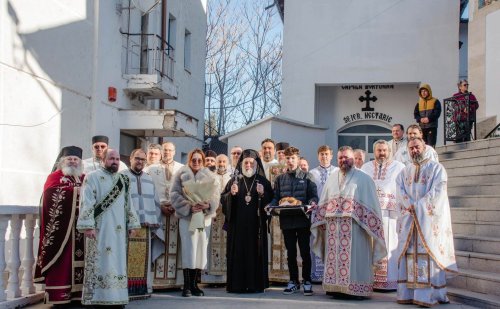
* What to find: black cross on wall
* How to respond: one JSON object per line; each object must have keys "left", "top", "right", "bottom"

{"left": 358, "top": 90, "right": 377, "bottom": 111}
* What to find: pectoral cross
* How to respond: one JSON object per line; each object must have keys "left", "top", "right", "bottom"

{"left": 359, "top": 90, "right": 377, "bottom": 111}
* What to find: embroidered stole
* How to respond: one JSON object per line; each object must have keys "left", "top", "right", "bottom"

{"left": 93, "top": 175, "right": 129, "bottom": 220}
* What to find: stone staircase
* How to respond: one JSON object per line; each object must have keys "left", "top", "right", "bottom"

{"left": 437, "top": 137, "right": 500, "bottom": 308}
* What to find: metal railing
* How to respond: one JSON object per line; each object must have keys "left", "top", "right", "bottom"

{"left": 485, "top": 122, "right": 500, "bottom": 139}
{"left": 443, "top": 94, "right": 477, "bottom": 144}
{"left": 122, "top": 32, "right": 175, "bottom": 81}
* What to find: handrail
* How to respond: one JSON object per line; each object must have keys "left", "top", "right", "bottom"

{"left": 121, "top": 31, "right": 175, "bottom": 80}
{"left": 484, "top": 122, "right": 500, "bottom": 139}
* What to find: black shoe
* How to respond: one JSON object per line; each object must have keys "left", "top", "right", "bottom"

{"left": 302, "top": 280, "right": 313, "bottom": 296}
{"left": 283, "top": 281, "right": 300, "bottom": 295}
{"left": 182, "top": 269, "right": 192, "bottom": 297}
{"left": 190, "top": 269, "right": 204, "bottom": 296}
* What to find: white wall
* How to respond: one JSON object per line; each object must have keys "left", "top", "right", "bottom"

{"left": 0, "top": 0, "right": 93, "bottom": 205}
{"left": 485, "top": 9, "right": 500, "bottom": 119}
{"left": 317, "top": 83, "right": 418, "bottom": 153}
{"left": 0, "top": 0, "right": 207, "bottom": 205}
{"left": 280, "top": 0, "right": 459, "bottom": 147}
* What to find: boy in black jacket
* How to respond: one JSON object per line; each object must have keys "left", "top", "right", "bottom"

{"left": 271, "top": 146, "right": 318, "bottom": 296}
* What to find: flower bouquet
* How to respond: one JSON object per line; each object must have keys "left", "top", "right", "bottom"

{"left": 182, "top": 177, "right": 217, "bottom": 232}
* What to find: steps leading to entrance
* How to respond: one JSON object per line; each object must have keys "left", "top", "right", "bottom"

{"left": 436, "top": 137, "right": 500, "bottom": 305}
{"left": 454, "top": 234, "right": 500, "bottom": 255}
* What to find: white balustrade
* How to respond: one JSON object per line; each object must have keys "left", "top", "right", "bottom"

{"left": 21, "top": 214, "right": 37, "bottom": 295}
{"left": 7, "top": 214, "right": 22, "bottom": 299}
{"left": 0, "top": 206, "right": 41, "bottom": 307}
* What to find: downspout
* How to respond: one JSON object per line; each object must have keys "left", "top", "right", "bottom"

{"left": 159, "top": 0, "right": 167, "bottom": 144}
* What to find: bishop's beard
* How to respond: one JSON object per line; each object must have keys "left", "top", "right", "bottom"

{"left": 242, "top": 167, "right": 256, "bottom": 178}
{"left": 62, "top": 165, "right": 83, "bottom": 178}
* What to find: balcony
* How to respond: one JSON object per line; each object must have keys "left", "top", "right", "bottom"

{"left": 120, "top": 109, "right": 199, "bottom": 137}
{"left": 122, "top": 33, "right": 178, "bottom": 100}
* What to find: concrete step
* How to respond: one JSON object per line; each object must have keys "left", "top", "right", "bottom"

{"left": 441, "top": 154, "right": 500, "bottom": 169}
{"left": 451, "top": 207, "right": 500, "bottom": 222}
{"left": 448, "top": 183, "right": 500, "bottom": 196}
{"left": 454, "top": 234, "right": 500, "bottom": 255}
{"left": 437, "top": 137, "right": 500, "bottom": 155}
{"left": 449, "top": 195, "right": 500, "bottom": 210}
{"left": 448, "top": 174, "right": 500, "bottom": 186}
{"left": 448, "top": 268, "right": 500, "bottom": 296}
{"left": 439, "top": 145, "right": 500, "bottom": 161}
{"left": 448, "top": 287, "right": 500, "bottom": 309}
{"left": 453, "top": 221, "right": 500, "bottom": 238}
{"left": 456, "top": 250, "right": 500, "bottom": 273}
{"left": 446, "top": 164, "right": 500, "bottom": 178}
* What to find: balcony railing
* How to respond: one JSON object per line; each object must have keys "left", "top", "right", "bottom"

{"left": 0, "top": 205, "right": 43, "bottom": 308}
{"left": 122, "top": 32, "right": 175, "bottom": 81}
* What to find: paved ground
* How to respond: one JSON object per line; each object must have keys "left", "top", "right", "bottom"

{"left": 28, "top": 285, "right": 475, "bottom": 309}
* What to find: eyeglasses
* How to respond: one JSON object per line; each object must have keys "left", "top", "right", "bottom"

{"left": 463, "top": 84, "right": 469, "bottom": 86}
{"left": 134, "top": 157, "right": 146, "bottom": 161}
{"left": 231, "top": 152, "right": 241, "bottom": 155}
{"left": 93, "top": 145, "right": 107, "bottom": 149}
{"left": 191, "top": 159, "right": 203, "bottom": 163}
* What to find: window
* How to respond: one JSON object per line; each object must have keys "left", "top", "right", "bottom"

{"left": 184, "top": 29, "right": 192, "bottom": 72}
{"left": 168, "top": 15, "right": 177, "bottom": 55}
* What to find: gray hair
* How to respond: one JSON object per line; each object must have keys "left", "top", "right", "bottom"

{"left": 373, "top": 140, "right": 391, "bottom": 154}
{"left": 148, "top": 143, "right": 162, "bottom": 152}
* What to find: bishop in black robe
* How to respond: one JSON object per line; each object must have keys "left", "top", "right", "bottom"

{"left": 221, "top": 149, "right": 273, "bottom": 293}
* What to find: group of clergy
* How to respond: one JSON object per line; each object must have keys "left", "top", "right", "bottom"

{"left": 35, "top": 122, "right": 457, "bottom": 308}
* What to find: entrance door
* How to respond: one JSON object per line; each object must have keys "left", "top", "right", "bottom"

{"left": 338, "top": 124, "right": 392, "bottom": 161}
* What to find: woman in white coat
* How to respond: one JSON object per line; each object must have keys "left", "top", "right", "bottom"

{"left": 170, "top": 148, "right": 219, "bottom": 297}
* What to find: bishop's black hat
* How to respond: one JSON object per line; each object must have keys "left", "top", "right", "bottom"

{"left": 92, "top": 135, "right": 109, "bottom": 144}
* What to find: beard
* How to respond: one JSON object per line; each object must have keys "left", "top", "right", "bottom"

{"left": 242, "top": 167, "right": 256, "bottom": 178}
{"left": 375, "top": 156, "right": 387, "bottom": 164}
{"left": 217, "top": 166, "right": 227, "bottom": 175}
{"left": 411, "top": 152, "right": 424, "bottom": 163}
{"left": 208, "top": 165, "right": 216, "bottom": 172}
{"left": 105, "top": 163, "right": 119, "bottom": 173}
{"left": 263, "top": 153, "right": 272, "bottom": 162}
{"left": 61, "top": 164, "right": 83, "bottom": 177}
{"left": 339, "top": 160, "right": 354, "bottom": 173}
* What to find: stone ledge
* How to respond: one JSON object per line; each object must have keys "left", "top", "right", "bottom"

{"left": 448, "top": 287, "right": 500, "bottom": 309}
{"left": 0, "top": 292, "right": 44, "bottom": 309}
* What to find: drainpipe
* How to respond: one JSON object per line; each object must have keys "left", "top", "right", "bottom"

{"left": 159, "top": 0, "right": 167, "bottom": 144}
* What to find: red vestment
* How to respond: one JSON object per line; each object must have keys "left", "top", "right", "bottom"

{"left": 34, "top": 170, "right": 85, "bottom": 304}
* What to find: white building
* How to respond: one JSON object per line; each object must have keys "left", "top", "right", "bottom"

{"left": 0, "top": 0, "right": 207, "bottom": 205}
{"left": 222, "top": 0, "right": 464, "bottom": 162}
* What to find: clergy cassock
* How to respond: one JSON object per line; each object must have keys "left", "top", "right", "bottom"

{"left": 361, "top": 160, "right": 405, "bottom": 290}
{"left": 144, "top": 161, "right": 184, "bottom": 289}
{"left": 202, "top": 170, "right": 231, "bottom": 284}
{"left": 34, "top": 169, "right": 85, "bottom": 304}
{"left": 77, "top": 168, "right": 141, "bottom": 306}
{"left": 309, "top": 165, "right": 339, "bottom": 282}
{"left": 396, "top": 159, "right": 457, "bottom": 307}
{"left": 120, "top": 169, "right": 161, "bottom": 297}
{"left": 311, "top": 168, "right": 386, "bottom": 296}
{"left": 389, "top": 138, "right": 407, "bottom": 157}
{"left": 394, "top": 145, "right": 438, "bottom": 166}
{"left": 221, "top": 150, "right": 273, "bottom": 292}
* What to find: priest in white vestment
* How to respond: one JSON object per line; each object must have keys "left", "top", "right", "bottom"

{"left": 144, "top": 142, "right": 184, "bottom": 289}
{"left": 82, "top": 135, "right": 127, "bottom": 174}
{"left": 396, "top": 138, "right": 457, "bottom": 307}
{"left": 308, "top": 145, "right": 339, "bottom": 282}
{"left": 311, "top": 146, "right": 386, "bottom": 297}
{"left": 394, "top": 124, "right": 438, "bottom": 166}
{"left": 77, "top": 149, "right": 141, "bottom": 306}
{"left": 389, "top": 124, "right": 408, "bottom": 156}
{"left": 261, "top": 138, "right": 279, "bottom": 179}
{"left": 120, "top": 149, "right": 161, "bottom": 295}
{"left": 361, "top": 140, "right": 405, "bottom": 290}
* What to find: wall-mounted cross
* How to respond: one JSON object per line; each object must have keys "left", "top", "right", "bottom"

{"left": 359, "top": 90, "right": 377, "bottom": 111}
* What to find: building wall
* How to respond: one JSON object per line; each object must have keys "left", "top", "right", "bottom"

{"left": 0, "top": 0, "right": 207, "bottom": 205}
{"left": 280, "top": 0, "right": 459, "bottom": 146}
{"left": 468, "top": 0, "right": 500, "bottom": 120}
